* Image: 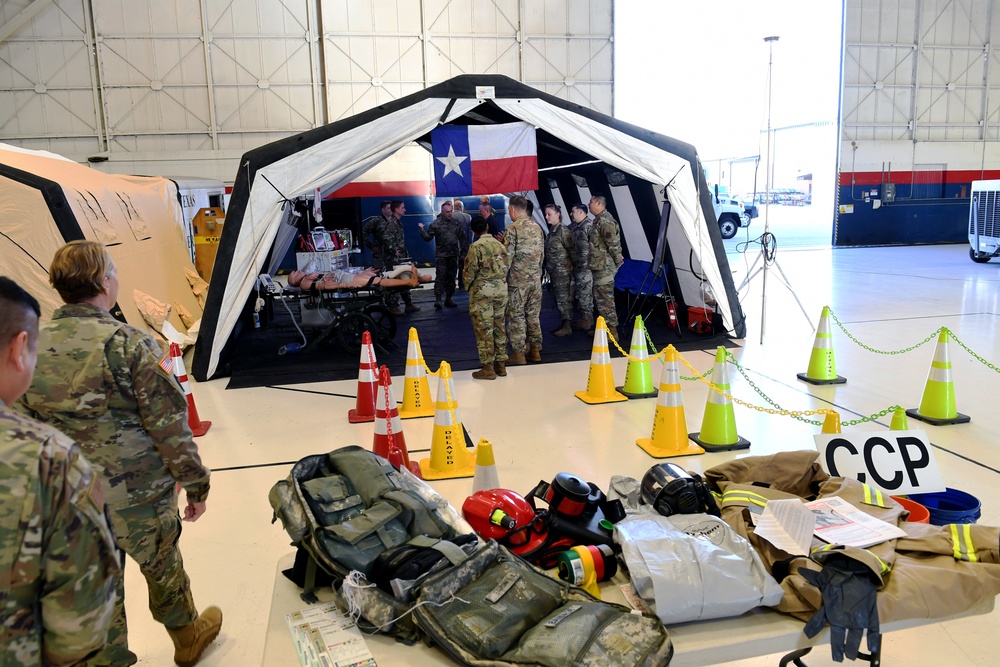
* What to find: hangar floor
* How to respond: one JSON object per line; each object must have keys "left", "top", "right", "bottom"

{"left": 124, "top": 243, "right": 999, "bottom": 667}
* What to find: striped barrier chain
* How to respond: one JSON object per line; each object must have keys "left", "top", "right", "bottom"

{"left": 442, "top": 369, "right": 459, "bottom": 428}
{"left": 641, "top": 327, "right": 715, "bottom": 381}
{"left": 421, "top": 360, "right": 440, "bottom": 377}
{"left": 608, "top": 327, "right": 715, "bottom": 383}
{"left": 945, "top": 328, "right": 1000, "bottom": 374}
{"left": 723, "top": 351, "right": 902, "bottom": 427}
{"left": 828, "top": 309, "right": 942, "bottom": 356}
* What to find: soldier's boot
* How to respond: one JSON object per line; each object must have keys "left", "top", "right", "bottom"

{"left": 572, "top": 315, "right": 593, "bottom": 331}
{"left": 434, "top": 298, "right": 443, "bottom": 310}
{"left": 167, "top": 606, "right": 223, "bottom": 667}
{"left": 444, "top": 296, "right": 458, "bottom": 308}
{"left": 507, "top": 351, "right": 527, "bottom": 366}
{"left": 494, "top": 361, "right": 507, "bottom": 377}
{"left": 552, "top": 320, "right": 573, "bottom": 337}
{"left": 527, "top": 347, "right": 542, "bottom": 363}
{"left": 388, "top": 306, "right": 405, "bottom": 317}
{"left": 472, "top": 363, "right": 497, "bottom": 380}
{"left": 405, "top": 302, "right": 421, "bottom": 313}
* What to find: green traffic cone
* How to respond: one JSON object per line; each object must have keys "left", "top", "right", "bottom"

{"left": 690, "top": 347, "right": 750, "bottom": 452}
{"left": 617, "top": 315, "right": 658, "bottom": 399}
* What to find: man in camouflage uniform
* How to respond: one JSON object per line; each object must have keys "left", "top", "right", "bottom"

{"left": 361, "top": 200, "right": 392, "bottom": 262}
{"left": 568, "top": 203, "right": 594, "bottom": 332}
{"left": 368, "top": 200, "right": 418, "bottom": 316}
{"left": 0, "top": 277, "right": 119, "bottom": 667}
{"left": 463, "top": 217, "right": 509, "bottom": 380}
{"left": 19, "top": 241, "right": 221, "bottom": 667}
{"left": 418, "top": 201, "right": 469, "bottom": 308}
{"left": 543, "top": 204, "right": 576, "bottom": 337}
{"left": 588, "top": 195, "right": 625, "bottom": 342}
{"left": 452, "top": 199, "right": 473, "bottom": 289}
{"left": 503, "top": 195, "right": 545, "bottom": 365}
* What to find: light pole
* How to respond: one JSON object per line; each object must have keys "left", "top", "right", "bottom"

{"left": 761, "top": 35, "right": 779, "bottom": 344}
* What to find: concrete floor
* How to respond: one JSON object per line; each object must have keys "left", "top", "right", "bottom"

{"left": 123, "top": 243, "right": 1000, "bottom": 666}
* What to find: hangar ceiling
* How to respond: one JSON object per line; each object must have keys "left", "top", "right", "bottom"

{"left": 0, "top": 0, "right": 613, "bottom": 163}
{"left": 843, "top": 0, "right": 1000, "bottom": 142}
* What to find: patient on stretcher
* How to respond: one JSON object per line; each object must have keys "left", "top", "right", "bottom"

{"left": 287, "top": 265, "right": 429, "bottom": 291}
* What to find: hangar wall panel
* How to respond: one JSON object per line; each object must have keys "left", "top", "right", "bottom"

{"left": 839, "top": 0, "right": 1000, "bottom": 245}
{"left": 0, "top": 0, "right": 613, "bottom": 180}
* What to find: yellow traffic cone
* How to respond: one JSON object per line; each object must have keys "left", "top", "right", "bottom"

{"left": 889, "top": 407, "right": 909, "bottom": 430}
{"left": 906, "top": 330, "right": 970, "bottom": 425}
{"left": 419, "top": 361, "right": 476, "bottom": 479}
{"left": 472, "top": 438, "right": 501, "bottom": 492}
{"left": 575, "top": 316, "right": 628, "bottom": 405}
{"left": 821, "top": 411, "right": 841, "bottom": 434}
{"left": 797, "top": 306, "right": 846, "bottom": 385}
{"left": 689, "top": 347, "right": 750, "bottom": 451}
{"left": 617, "top": 315, "right": 658, "bottom": 399}
{"left": 636, "top": 345, "right": 704, "bottom": 458}
{"left": 399, "top": 327, "right": 435, "bottom": 419}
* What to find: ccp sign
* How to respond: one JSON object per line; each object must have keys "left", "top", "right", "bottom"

{"left": 813, "top": 430, "right": 945, "bottom": 495}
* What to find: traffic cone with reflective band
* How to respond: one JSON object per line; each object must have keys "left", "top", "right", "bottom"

{"left": 472, "top": 438, "right": 501, "bottom": 493}
{"left": 821, "top": 411, "right": 841, "bottom": 434}
{"left": 617, "top": 315, "right": 658, "bottom": 399}
{"left": 372, "top": 365, "right": 420, "bottom": 477}
{"left": 906, "top": 330, "right": 971, "bottom": 425}
{"left": 889, "top": 407, "right": 909, "bottom": 430}
{"left": 399, "top": 328, "right": 435, "bottom": 419}
{"left": 689, "top": 347, "right": 750, "bottom": 451}
{"left": 574, "top": 317, "right": 628, "bottom": 405}
{"left": 797, "top": 306, "right": 846, "bottom": 385}
{"left": 347, "top": 331, "right": 378, "bottom": 423}
{"left": 169, "top": 343, "right": 211, "bottom": 437}
{"left": 419, "top": 361, "right": 476, "bottom": 479}
{"left": 636, "top": 345, "right": 703, "bottom": 458}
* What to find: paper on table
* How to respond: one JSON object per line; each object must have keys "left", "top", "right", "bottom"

{"left": 806, "top": 496, "right": 907, "bottom": 548}
{"left": 753, "top": 498, "right": 815, "bottom": 555}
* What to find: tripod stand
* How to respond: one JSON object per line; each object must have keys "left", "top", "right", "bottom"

{"left": 737, "top": 35, "right": 813, "bottom": 343}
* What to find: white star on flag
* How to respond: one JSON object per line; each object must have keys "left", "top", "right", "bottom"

{"left": 436, "top": 144, "right": 468, "bottom": 178}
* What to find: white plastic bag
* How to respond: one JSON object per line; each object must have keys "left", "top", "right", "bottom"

{"left": 614, "top": 512, "right": 783, "bottom": 624}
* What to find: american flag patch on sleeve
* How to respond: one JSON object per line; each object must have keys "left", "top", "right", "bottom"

{"left": 158, "top": 354, "right": 174, "bottom": 375}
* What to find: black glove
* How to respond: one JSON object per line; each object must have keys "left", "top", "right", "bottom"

{"left": 800, "top": 554, "right": 881, "bottom": 662}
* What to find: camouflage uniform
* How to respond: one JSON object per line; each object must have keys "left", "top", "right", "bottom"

{"left": 589, "top": 210, "right": 624, "bottom": 329}
{"left": 420, "top": 213, "right": 469, "bottom": 301}
{"left": 0, "top": 400, "right": 119, "bottom": 667}
{"left": 19, "top": 303, "right": 211, "bottom": 667}
{"left": 569, "top": 216, "right": 594, "bottom": 317}
{"left": 544, "top": 223, "right": 576, "bottom": 322}
{"left": 367, "top": 215, "right": 414, "bottom": 310}
{"left": 462, "top": 235, "right": 509, "bottom": 365}
{"left": 504, "top": 215, "right": 545, "bottom": 353}
{"left": 361, "top": 214, "right": 390, "bottom": 265}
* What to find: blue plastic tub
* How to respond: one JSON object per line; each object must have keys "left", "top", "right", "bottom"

{"left": 907, "top": 488, "right": 982, "bottom": 525}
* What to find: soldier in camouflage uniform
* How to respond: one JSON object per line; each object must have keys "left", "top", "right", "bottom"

{"left": 418, "top": 201, "right": 469, "bottom": 308}
{"left": 462, "top": 217, "right": 509, "bottom": 380}
{"left": 503, "top": 195, "right": 545, "bottom": 365}
{"left": 588, "top": 195, "right": 625, "bottom": 342}
{"left": 368, "top": 200, "right": 418, "bottom": 316}
{"left": 18, "top": 241, "right": 222, "bottom": 667}
{"left": 0, "top": 276, "right": 119, "bottom": 667}
{"left": 542, "top": 204, "right": 576, "bottom": 337}
{"left": 361, "top": 200, "right": 392, "bottom": 262}
{"left": 568, "top": 203, "right": 595, "bottom": 332}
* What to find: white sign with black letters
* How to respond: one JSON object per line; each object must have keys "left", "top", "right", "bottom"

{"left": 813, "top": 430, "right": 946, "bottom": 495}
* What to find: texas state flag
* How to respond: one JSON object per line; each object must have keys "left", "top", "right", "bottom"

{"left": 432, "top": 122, "right": 538, "bottom": 196}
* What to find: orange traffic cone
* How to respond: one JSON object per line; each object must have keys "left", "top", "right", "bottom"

{"left": 906, "top": 330, "right": 970, "bottom": 425}
{"left": 821, "top": 411, "right": 842, "bottom": 434}
{"left": 419, "top": 361, "right": 476, "bottom": 480}
{"left": 472, "top": 438, "right": 501, "bottom": 492}
{"left": 689, "top": 347, "right": 750, "bottom": 452}
{"left": 574, "top": 316, "right": 628, "bottom": 405}
{"left": 617, "top": 315, "right": 658, "bottom": 399}
{"left": 348, "top": 331, "right": 378, "bottom": 423}
{"left": 797, "top": 306, "right": 846, "bottom": 385}
{"left": 636, "top": 345, "right": 704, "bottom": 458}
{"left": 372, "top": 365, "right": 420, "bottom": 477}
{"left": 169, "top": 343, "right": 211, "bottom": 436}
{"left": 399, "top": 328, "right": 435, "bottom": 419}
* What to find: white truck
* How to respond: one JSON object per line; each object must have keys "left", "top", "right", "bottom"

{"left": 710, "top": 184, "right": 754, "bottom": 239}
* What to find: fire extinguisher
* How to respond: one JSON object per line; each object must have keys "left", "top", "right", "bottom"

{"left": 667, "top": 299, "right": 679, "bottom": 332}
